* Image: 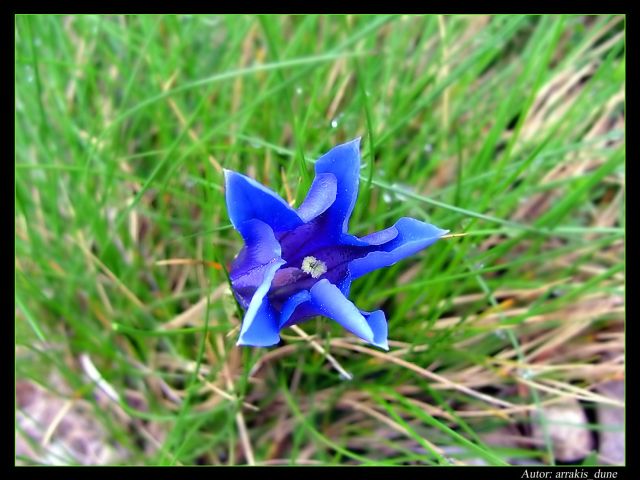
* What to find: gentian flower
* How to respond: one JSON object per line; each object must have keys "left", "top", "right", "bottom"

{"left": 224, "top": 138, "right": 448, "bottom": 350}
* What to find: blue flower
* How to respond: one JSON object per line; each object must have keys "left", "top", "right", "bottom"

{"left": 224, "top": 138, "right": 448, "bottom": 350}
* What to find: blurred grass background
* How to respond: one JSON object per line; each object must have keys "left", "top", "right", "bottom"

{"left": 15, "top": 14, "right": 624, "bottom": 466}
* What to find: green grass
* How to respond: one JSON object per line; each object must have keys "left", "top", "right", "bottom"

{"left": 15, "top": 14, "right": 624, "bottom": 466}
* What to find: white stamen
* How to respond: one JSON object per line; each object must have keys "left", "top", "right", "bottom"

{"left": 301, "top": 256, "right": 327, "bottom": 279}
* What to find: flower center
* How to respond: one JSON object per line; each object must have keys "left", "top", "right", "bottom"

{"left": 300, "top": 256, "right": 327, "bottom": 279}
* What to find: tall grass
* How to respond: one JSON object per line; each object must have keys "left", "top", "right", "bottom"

{"left": 15, "top": 14, "right": 624, "bottom": 466}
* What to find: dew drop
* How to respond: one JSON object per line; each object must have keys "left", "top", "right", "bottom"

{"left": 202, "top": 17, "right": 220, "bottom": 27}
{"left": 550, "top": 288, "right": 563, "bottom": 298}
{"left": 518, "top": 368, "right": 535, "bottom": 380}
{"left": 391, "top": 182, "right": 413, "bottom": 202}
{"left": 330, "top": 119, "right": 339, "bottom": 129}
{"left": 25, "top": 66, "right": 34, "bottom": 83}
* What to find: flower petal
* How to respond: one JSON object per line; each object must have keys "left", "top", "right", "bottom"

{"left": 297, "top": 173, "right": 337, "bottom": 222}
{"left": 278, "top": 290, "right": 311, "bottom": 328}
{"left": 361, "top": 309, "right": 389, "bottom": 350}
{"left": 229, "top": 219, "right": 285, "bottom": 308}
{"left": 237, "top": 296, "right": 282, "bottom": 347}
{"left": 357, "top": 225, "right": 399, "bottom": 245}
{"left": 224, "top": 169, "right": 303, "bottom": 233}
{"left": 236, "top": 257, "right": 286, "bottom": 347}
{"left": 231, "top": 219, "right": 282, "bottom": 274}
{"left": 348, "top": 217, "right": 448, "bottom": 279}
{"left": 309, "top": 279, "right": 374, "bottom": 343}
{"left": 314, "top": 138, "right": 361, "bottom": 233}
